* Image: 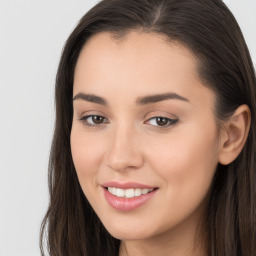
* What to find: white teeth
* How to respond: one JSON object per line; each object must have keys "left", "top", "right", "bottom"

{"left": 142, "top": 189, "right": 149, "bottom": 195}
{"left": 116, "top": 188, "right": 125, "bottom": 197}
{"left": 112, "top": 187, "right": 117, "bottom": 195}
{"left": 107, "top": 187, "right": 154, "bottom": 198}
{"left": 125, "top": 188, "right": 135, "bottom": 198}
{"left": 134, "top": 188, "right": 141, "bottom": 196}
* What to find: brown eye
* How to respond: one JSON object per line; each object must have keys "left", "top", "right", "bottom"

{"left": 80, "top": 115, "right": 107, "bottom": 127}
{"left": 92, "top": 115, "right": 104, "bottom": 124}
{"left": 147, "top": 116, "right": 178, "bottom": 127}
{"left": 156, "top": 117, "right": 168, "bottom": 126}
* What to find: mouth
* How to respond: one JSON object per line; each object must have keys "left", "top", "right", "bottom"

{"left": 101, "top": 182, "right": 159, "bottom": 211}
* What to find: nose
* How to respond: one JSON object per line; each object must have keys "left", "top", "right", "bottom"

{"left": 104, "top": 125, "right": 144, "bottom": 172}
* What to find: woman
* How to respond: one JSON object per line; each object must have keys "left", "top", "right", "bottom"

{"left": 40, "top": 0, "right": 256, "bottom": 255}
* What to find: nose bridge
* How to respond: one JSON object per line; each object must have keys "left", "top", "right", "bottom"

{"left": 105, "top": 121, "right": 143, "bottom": 172}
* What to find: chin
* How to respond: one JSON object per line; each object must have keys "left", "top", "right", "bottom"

{"left": 102, "top": 220, "right": 157, "bottom": 241}
{"left": 108, "top": 229, "right": 149, "bottom": 241}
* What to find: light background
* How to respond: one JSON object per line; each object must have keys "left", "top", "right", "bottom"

{"left": 0, "top": 1, "right": 255, "bottom": 256}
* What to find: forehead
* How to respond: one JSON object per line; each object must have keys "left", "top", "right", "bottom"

{"left": 73, "top": 30, "right": 214, "bottom": 109}
{"left": 75, "top": 30, "right": 198, "bottom": 76}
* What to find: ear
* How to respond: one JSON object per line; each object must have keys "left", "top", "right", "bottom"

{"left": 218, "top": 104, "right": 251, "bottom": 165}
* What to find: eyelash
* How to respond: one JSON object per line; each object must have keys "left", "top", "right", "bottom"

{"left": 79, "top": 115, "right": 178, "bottom": 128}
{"left": 79, "top": 115, "right": 109, "bottom": 127}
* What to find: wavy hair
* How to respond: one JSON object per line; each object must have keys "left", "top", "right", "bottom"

{"left": 40, "top": 0, "right": 256, "bottom": 255}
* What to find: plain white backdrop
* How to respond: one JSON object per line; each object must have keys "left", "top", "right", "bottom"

{"left": 0, "top": 1, "right": 255, "bottom": 256}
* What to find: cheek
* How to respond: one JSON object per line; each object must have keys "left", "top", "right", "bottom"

{"left": 150, "top": 120, "right": 218, "bottom": 171}
{"left": 146, "top": 122, "right": 219, "bottom": 204}
{"left": 70, "top": 127, "right": 104, "bottom": 192}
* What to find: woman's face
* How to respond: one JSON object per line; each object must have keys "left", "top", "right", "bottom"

{"left": 71, "top": 31, "right": 221, "bottom": 241}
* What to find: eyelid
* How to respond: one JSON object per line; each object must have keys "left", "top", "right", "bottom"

{"left": 144, "top": 116, "right": 179, "bottom": 127}
{"left": 78, "top": 114, "right": 179, "bottom": 129}
{"left": 79, "top": 114, "right": 109, "bottom": 127}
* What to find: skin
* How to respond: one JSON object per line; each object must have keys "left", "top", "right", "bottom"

{"left": 70, "top": 31, "right": 250, "bottom": 256}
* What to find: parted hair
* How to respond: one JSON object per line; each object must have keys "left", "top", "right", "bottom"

{"left": 40, "top": 0, "right": 256, "bottom": 255}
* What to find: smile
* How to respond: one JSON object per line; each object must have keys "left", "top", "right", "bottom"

{"left": 102, "top": 182, "right": 158, "bottom": 211}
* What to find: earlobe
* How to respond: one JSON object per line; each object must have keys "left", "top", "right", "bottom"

{"left": 218, "top": 104, "right": 251, "bottom": 165}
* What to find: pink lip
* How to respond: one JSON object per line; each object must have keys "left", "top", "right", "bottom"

{"left": 101, "top": 182, "right": 158, "bottom": 211}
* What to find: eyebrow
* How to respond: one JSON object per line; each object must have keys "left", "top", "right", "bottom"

{"left": 73, "top": 93, "right": 107, "bottom": 105}
{"left": 136, "top": 92, "right": 189, "bottom": 105}
{"left": 72, "top": 92, "right": 189, "bottom": 106}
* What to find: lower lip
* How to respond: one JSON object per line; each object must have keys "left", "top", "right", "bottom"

{"left": 103, "top": 188, "right": 158, "bottom": 211}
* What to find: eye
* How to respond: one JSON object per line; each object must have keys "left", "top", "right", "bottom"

{"left": 146, "top": 116, "right": 178, "bottom": 127}
{"left": 79, "top": 115, "right": 108, "bottom": 127}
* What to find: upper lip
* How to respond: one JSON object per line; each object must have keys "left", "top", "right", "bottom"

{"left": 101, "top": 181, "right": 157, "bottom": 189}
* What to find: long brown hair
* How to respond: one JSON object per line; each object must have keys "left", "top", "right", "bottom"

{"left": 40, "top": 0, "right": 256, "bottom": 255}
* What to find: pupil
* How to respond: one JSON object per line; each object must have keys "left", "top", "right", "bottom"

{"left": 156, "top": 117, "right": 168, "bottom": 126}
{"left": 93, "top": 116, "right": 103, "bottom": 124}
